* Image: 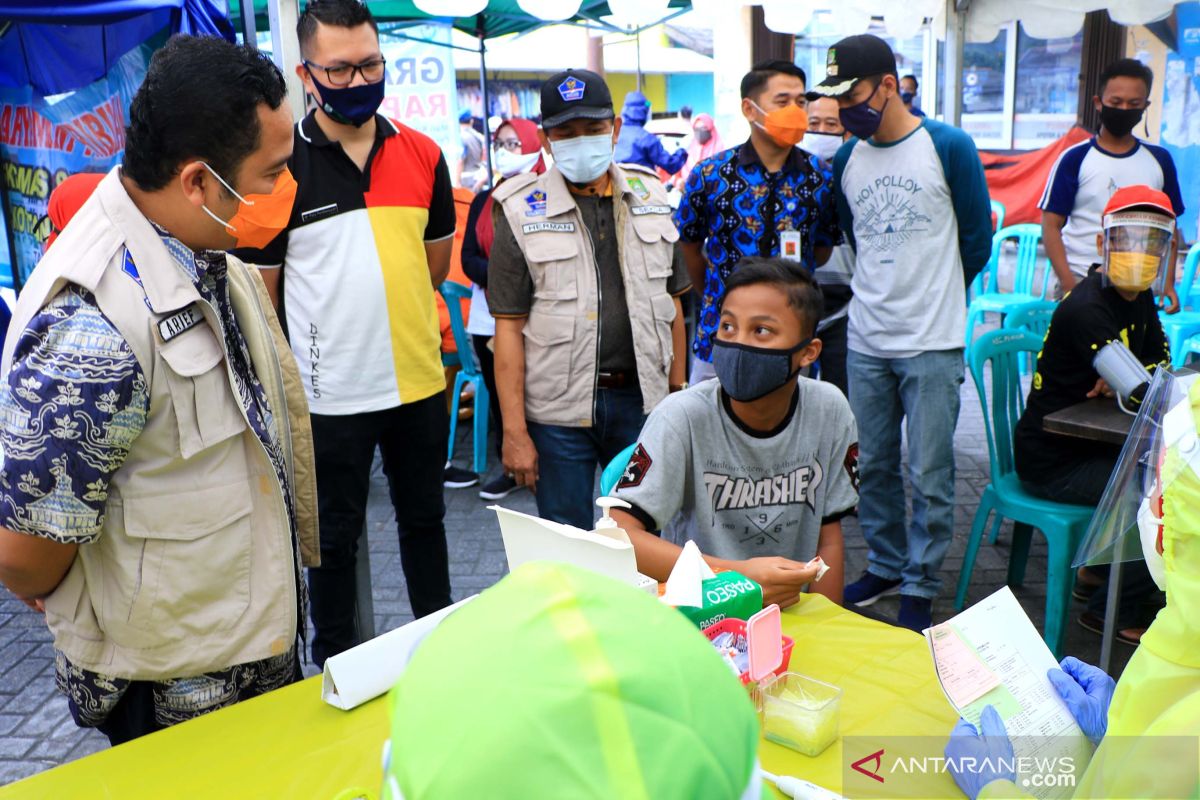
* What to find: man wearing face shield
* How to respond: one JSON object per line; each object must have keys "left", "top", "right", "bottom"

{"left": 946, "top": 366, "right": 1200, "bottom": 799}
{"left": 488, "top": 69, "right": 691, "bottom": 530}
{"left": 0, "top": 36, "right": 317, "bottom": 743}
{"left": 1015, "top": 186, "right": 1172, "bottom": 644}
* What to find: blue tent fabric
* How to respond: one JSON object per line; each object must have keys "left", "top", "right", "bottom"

{"left": 0, "top": 1, "right": 234, "bottom": 95}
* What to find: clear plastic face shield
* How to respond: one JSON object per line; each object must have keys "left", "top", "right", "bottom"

{"left": 1073, "top": 367, "right": 1200, "bottom": 589}
{"left": 1101, "top": 210, "right": 1175, "bottom": 294}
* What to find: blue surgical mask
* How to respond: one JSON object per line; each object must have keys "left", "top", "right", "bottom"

{"left": 900, "top": 90, "right": 916, "bottom": 105}
{"left": 712, "top": 337, "right": 812, "bottom": 402}
{"left": 312, "top": 77, "right": 384, "bottom": 127}
{"left": 549, "top": 133, "right": 613, "bottom": 184}
{"left": 839, "top": 82, "right": 887, "bottom": 141}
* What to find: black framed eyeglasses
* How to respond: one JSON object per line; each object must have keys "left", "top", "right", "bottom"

{"left": 495, "top": 138, "right": 523, "bottom": 152}
{"left": 303, "top": 58, "right": 386, "bottom": 87}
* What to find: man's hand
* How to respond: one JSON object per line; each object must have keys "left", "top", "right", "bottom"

{"left": 1161, "top": 284, "right": 1181, "bottom": 314}
{"left": 1086, "top": 378, "right": 1115, "bottom": 399}
{"left": 736, "top": 557, "right": 822, "bottom": 609}
{"left": 502, "top": 428, "right": 539, "bottom": 492}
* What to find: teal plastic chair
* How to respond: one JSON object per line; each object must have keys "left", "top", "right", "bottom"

{"left": 965, "top": 224, "right": 1051, "bottom": 346}
{"left": 956, "top": 328, "right": 1096, "bottom": 658}
{"left": 1004, "top": 298, "right": 1057, "bottom": 377}
{"left": 440, "top": 282, "right": 489, "bottom": 475}
{"left": 990, "top": 199, "right": 1006, "bottom": 232}
{"left": 599, "top": 443, "right": 637, "bottom": 496}
{"left": 1176, "top": 331, "right": 1200, "bottom": 367}
{"left": 1161, "top": 242, "right": 1200, "bottom": 368}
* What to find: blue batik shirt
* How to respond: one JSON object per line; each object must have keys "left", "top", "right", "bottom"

{"left": 0, "top": 230, "right": 300, "bottom": 730}
{"left": 675, "top": 139, "right": 840, "bottom": 361}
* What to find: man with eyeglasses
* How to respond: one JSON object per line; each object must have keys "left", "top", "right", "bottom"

{"left": 236, "top": 0, "right": 457, "bottom": 667}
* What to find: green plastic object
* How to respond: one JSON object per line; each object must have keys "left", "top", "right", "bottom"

{"left": 382, "top": 562, "right": 761, "bottom": 800}
{"left": 954, "top": 328, "right": 1096, "bottom": 657}
{"left": 673, "top": 571, "right": 764, "bottom": 630}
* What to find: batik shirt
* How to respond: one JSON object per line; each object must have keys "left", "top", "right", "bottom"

{"left": 0, "top": 231, "right": 301, "bottom": 729}
{"left": 675, "top": 140, "right": 840, "bottom": 361}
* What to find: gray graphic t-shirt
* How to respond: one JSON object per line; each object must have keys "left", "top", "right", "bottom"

{"left": 613, "top": 379, "right": 858, "bottom": 563}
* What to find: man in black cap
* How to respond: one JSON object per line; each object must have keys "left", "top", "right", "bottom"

{"left": 487, "top": 68, "right": 691, "bottom": 529}
{"left": 810, "top": 34, "right": 993, "bottom": 631}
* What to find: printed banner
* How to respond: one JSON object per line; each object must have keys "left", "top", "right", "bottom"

{"left": 1161, "top": 2, "right": 1200, "bottom": 241}
{"left": 0, "top": 45, "right": 152, "bottom": 288}
{"left": 379, "top": 25, "right": 460, "bottom": 171}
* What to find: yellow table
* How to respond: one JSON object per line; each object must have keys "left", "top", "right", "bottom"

{"left": 1, "top": 596, "right": 959, "bottom": 799}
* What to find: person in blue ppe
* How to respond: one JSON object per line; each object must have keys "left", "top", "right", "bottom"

{"left": 613, "top": 91, "right": 688, "bottom": 176}
{"left": 944, "top": 368, "right": 1200, "bottom": 798}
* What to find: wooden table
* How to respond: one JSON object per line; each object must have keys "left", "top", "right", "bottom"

{"left": 1042, "top": 396, "right": 1135, "bottom": 446}
{"left": 1042, "top": 396, "right": 1132, "bottom": 673}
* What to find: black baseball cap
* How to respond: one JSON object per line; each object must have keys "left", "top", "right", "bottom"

{"left": 810, "top": 34, "right": 898, "bottom": 98}
{"left": 540, "top": 69, "right": 614, "bottom": 129}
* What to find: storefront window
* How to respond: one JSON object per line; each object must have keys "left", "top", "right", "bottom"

{"left": 958, "top": 30, "right": 1010, "bottom": 147}
{"left": 795, "top": 16, "right": 925, "bottom": 100}
{"left": 1013, "top": 29, "right": 1083, "bottom": 149}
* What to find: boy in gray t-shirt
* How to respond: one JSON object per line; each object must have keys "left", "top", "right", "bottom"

{"left": 612, "top": 259, "right": 858, "bottom": 608}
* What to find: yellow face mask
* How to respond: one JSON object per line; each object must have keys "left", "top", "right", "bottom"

{"left": 1107, "top": 251, "right": 1161, "bottom": 292}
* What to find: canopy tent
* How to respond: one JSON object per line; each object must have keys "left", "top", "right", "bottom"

{"left": 228, "top": 0, "right": 693, "bottom": 40}
{"left": 756, "top": 0, "right": 1178, "bottom": 43}
{"left": 0, "top": 0, "right": 235, "bottom": 95}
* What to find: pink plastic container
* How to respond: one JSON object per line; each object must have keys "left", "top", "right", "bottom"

{"left": 702, "top": 615, "right": 794, "bottom": 686}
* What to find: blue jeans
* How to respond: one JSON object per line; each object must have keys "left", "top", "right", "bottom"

{"left": 526, "top": 386, "right": 647, "bottom": 530}
{"left": 847, "top": 349, "right": 963, "bottom": 599}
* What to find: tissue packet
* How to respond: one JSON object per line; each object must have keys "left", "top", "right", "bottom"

{"left": 666, "top": 571, "right": 763, "bottom": 629}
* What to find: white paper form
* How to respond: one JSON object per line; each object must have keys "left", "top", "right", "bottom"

{"left": 925, "top": 587, "right": 1093, "bottom": 800}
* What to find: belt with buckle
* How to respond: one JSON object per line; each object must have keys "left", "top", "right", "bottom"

{"left": 597, "top": 370, "right": 637, "bottom": 389}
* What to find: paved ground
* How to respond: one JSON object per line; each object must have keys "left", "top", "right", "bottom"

{"left": 0, "top": 361, "right": 1142, "bottom": 786}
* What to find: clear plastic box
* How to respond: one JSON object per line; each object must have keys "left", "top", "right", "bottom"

{"left": 757, "top": 672, "right": 842, "bottom": 757}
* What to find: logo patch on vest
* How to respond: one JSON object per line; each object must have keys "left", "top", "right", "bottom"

{"left": 631, "top": 205, "right": 672, "bottom": 216}
{"left": 525, "top": 189, "right": 547, "bottom": 217}
{"left": 522, "top": 222, "right": 575, "bottom": 234}
{"left": 157, "top": 303, "right": 204, "bottom": 342}
{"left": 627, "top": 177, "right": 651, "bottom": 200}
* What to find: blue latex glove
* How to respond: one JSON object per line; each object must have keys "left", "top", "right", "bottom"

{"left": 1047, "top": 655, "right": 1115, "bottom": 746}
{"left": 945, "top": 705, "right": 1017, "bottom": 800}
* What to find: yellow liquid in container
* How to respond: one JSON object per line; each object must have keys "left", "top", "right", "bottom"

{"left": 761, "top": 672, "right": 841, "bottom": 757}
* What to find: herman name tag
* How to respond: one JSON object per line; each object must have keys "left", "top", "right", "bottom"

{"left": 157, "top": 304, "right": 203, "bottom": 342}
{"left": 522, "top": 222, "right": 575, "bottom": 234}
{"left": 631, "top": 205, "right": 672, "bottom": 216}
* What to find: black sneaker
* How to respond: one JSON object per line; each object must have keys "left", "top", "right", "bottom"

{"left": 443, "top": 464, "right": 479, "bottom": 489}
{"left": 843, "top": 571, "right": 902, "bottom": 607}
{"left": 898, "top": 595, "right": 933, "bottom": 633}
{"left": 479, "top": 473, "right": 522, "bottom": 501}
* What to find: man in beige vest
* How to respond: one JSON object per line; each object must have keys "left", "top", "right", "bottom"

{"left": 489, "top": 69, "right": 690, "bottom": 529}
{"left": 0, "top": 36, "right": 317, "bottom": 744}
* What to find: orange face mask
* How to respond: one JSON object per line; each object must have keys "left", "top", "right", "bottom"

{"left": 750, "top": 101, "right": 809, "bottom": 148}
{"left": 200, "top": 164, "right": 297, "bottom": 249}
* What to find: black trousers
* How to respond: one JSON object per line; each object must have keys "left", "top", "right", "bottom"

{"left": 816, "top": 315, "right": 848, "bottom": 397}
{"left": 307, "top": 395, "right": 453, "bottom": 667}
{"left": 1023, "top": 455, "right": 1162, "bottom": 629}
{"left": 472, "top": 334, "right": 503, "bottom": 461}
